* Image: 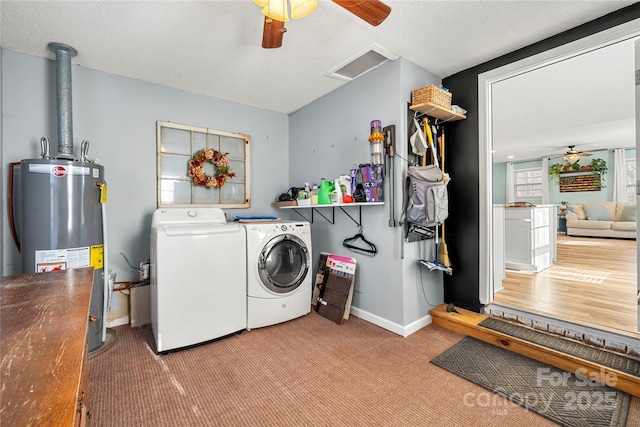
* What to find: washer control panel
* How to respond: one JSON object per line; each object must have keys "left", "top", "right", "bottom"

{"left": 275, "top": 222, "right": 310, "bottom": 233}
{"left": 151, "top": 207, "right": 227, "bottom": 226}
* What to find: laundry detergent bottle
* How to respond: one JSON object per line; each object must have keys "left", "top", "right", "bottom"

{"left": 318, "top": 178, "right": 333, "bottom": 205}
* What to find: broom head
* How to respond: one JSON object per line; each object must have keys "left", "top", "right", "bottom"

{"left": 438, "top": 242, "right": 452, "bottom": 268}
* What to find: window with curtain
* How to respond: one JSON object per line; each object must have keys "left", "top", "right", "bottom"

{"left": 626, "top": 158, "right": 636, "bottom": 201}
{"left": 514, "top": 168, "right": 542, "bottom": 200}
{"left": 156, "top": 121, "right": 251, "bottom": 208}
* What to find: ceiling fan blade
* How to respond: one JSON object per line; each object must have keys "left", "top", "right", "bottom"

{"left": 262, "top": 17, "right": 285, "bottom": 49}
{"left": 331, "top": 0, "right": 391, "bottom": 26}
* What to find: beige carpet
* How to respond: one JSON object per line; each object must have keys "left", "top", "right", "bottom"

{"left": 88, "top": 311, "right": 640, "bottom": 426}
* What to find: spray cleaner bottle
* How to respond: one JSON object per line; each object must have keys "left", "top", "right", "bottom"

{"left": 331, "top": 178, "right": 343, "bottom": 204}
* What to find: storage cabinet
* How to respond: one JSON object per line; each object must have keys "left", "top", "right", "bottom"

{"left": 1, "top": 267, "right": 94, "bottom": 426}
{"left": 504, "top": 206, "right": 556, "bottom": 272}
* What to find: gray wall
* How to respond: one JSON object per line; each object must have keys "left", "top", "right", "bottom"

{"left": 2, "top": 49, "right": 446, "bottom": 334}
{"left": 2, "top": 49, "right": 288, "bottom": 279}
{"left": 288, "top": 58, "right": 444, "bottom": 331}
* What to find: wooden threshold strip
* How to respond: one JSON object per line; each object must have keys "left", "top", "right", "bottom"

{"left": 429, "top": 304, "right": 640, "bottom": 397}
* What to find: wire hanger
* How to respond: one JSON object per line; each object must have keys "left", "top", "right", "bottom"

{"left": 342, "top": 226, "right": 377, "bottom": 257}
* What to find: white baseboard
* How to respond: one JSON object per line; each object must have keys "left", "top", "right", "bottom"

{"left": 107, "top": 316, "right": 129, "bottom": 328}
{"left": 349, "top": 306, "right": 432, "bottom": 337}
{"left": 403, "top": 314, "right": 433, "bottom": 337}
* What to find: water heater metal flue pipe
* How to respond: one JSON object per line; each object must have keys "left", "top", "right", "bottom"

{"left": 14, "top": 42, "right": 108, "bottom": 352}
{"left": 48, "top": 42, "right": 77, "bottom": 160}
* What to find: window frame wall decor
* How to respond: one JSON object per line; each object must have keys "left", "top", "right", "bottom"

{"left": 156, "top": 121, "right": 251, "bottom": 208}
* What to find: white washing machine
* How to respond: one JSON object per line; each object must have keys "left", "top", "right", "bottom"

{"left": 245, "top": 220, "right": 312, "bottom": 329}
{"left": 150, "top": 208, "right": 246, "bottom": 352}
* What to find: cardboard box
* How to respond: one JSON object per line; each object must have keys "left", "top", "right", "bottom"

{"left": 352, "top": 165, "right": 384, "bottom": 202}
{"left": 313, "top": 252, "right": 357, "bottom": 325}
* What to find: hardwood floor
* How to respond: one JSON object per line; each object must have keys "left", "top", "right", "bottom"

{"left": 493, "top": 234, "right": 639, "bottom": 338}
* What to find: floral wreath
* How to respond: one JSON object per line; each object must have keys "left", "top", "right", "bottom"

{"left": 188, "top": 148, "right": 236, "bottom": 189}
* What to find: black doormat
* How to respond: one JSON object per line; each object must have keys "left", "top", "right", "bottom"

{"left": 479, "top": 318, "right": 640, "bottom": 378}
{"left": 431, "top": 337, "right": 631, "bottom": 427}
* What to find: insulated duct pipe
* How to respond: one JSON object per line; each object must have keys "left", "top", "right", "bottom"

{"left": 48, "top": 42, "right": 77, "bottom": 160}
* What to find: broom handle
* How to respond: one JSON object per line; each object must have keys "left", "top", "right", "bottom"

{"left": 441, "top": 129, "right": 445, "bottom": 171}
{"left": 421, "top": 118, "right": 427, "bottom": 166}
{"left": 440, "top": 129, "right": 446, "bottom": 243}
{"left": 423, "top": 118, "right": 439, "bottom": 168}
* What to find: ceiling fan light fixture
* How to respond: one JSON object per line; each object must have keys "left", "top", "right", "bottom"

{"left": 564, "top": 153, "right": 581, "bottom": 164}
{"left": 290, "top": 0, "right": 317, "bottom": 19}
{"left": 262, "top": 0, "right": 289, "bottom": 22}
{"left": 253, "top": 0, "right": 269, "bottom": 7}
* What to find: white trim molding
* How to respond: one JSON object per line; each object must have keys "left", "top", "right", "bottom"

{"left": 349, "top": 306, "right": 432, "bottom": 338}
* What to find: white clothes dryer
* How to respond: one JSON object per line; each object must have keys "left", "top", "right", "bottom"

{"left": 245, "top": 221, "right": 312, "bottom": 329}
{"left": 150, "top": 208, "right": 246, "bottom": 353}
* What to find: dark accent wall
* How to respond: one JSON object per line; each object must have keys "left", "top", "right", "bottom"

{"left": 441, "top": 4, "right": 640, "bottom": 312}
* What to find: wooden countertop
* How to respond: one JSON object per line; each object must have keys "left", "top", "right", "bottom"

{"left": 1, "top": 267, "right": 94, "bottom": 426}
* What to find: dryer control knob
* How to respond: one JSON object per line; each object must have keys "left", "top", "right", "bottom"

{"left": 187, "top": 210, "right": 197, "bottom": 218}
{"left": 281, "top": 225, "right": 287, "bottom": 231}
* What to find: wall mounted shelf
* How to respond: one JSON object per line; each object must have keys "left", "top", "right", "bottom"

{"left": 409, "top": 102, "right": 466, "bottom": 122}
{"left": 558, "top": 168, "right": 595, "bottom": 174}
{"left": 278, "top": 202, "right": 384, "bottom": 226}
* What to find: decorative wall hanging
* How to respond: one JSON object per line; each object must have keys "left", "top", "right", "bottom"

{"left": 549, "top": 158, "right": 607, "bottom": 189}
{"left": 188, "top": 149, "right": 235, "bottom": 189}
{"left": 156, "top": 121, "right": 251, "bottom": 208}
{"left": 560, "top": 174, "right": 601, "bottom": 192}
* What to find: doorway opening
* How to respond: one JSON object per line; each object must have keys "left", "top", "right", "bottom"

{"left": 479, "top": 19, "right": 640, "bottom": 338}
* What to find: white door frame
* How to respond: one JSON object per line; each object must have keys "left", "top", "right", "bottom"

{"left": 478, "top": 19, "right": 640, "bottom": 309}
{"left": 635, "top": 38, "right": 640, "bottom": 332}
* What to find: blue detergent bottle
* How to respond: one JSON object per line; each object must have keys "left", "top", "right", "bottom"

{"left": 318, "top": 178, "right": 334, "bottom": 204}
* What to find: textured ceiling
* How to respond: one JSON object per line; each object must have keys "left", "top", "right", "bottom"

{"left": 1, "top": 0, "right": 636, "bottom": 115}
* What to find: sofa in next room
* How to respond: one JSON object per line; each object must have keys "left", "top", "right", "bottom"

{"left": 565, "top": 201, "right": 636, "bottom": 239}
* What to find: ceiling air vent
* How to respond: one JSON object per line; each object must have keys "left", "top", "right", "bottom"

{"left": 326, "top": 44, "right": 398, "bottom": 81}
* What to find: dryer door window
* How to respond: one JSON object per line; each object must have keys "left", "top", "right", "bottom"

{"left": 258, "top": 234, "right": 310, "bottom": 294}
